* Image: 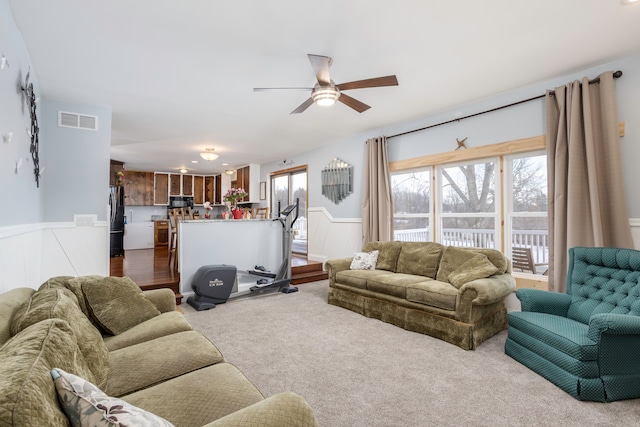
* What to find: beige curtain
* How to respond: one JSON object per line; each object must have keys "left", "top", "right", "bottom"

{"left": 362, "top": 136, "right": 394, "bottom": 244}
{"left": 546, "top": 71, "right": 634, "bottom": 293}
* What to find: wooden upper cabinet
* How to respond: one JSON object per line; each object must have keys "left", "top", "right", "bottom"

{"left": 215, "top": 175, "right": 222, "bottom": 204}
{"left": 204, "top": 176, "right": 215, "bottom": 204}
{"left": 182, "top": 175, "right": 193, "bottom": 196}
{"left": 241, "top": 166, "right": 251, "bottom": 202}
{"left": 169, "top": 174, "right": 181, "bottom": 196}
{"left": 154, "top": 173, "right": 169, "bottom": 205}
{"left": 124, "top": 171, "right": 154, "bottom": 206}
{"left": 193, "top": 176, "right": 204, "bottom": 205}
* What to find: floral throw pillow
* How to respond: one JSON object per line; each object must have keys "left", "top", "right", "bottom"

{"left": 51, "top": 368, "right": 174, "bottom": 427}
{"left": 350, "top": 250, "right": 379, "bottom": 270}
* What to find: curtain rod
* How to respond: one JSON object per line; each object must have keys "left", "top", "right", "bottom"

{"left": 387, "top": 70, "right": 623, "bottom": 140}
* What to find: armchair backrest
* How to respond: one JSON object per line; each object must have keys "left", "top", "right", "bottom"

{"left": 566, "top": 247, "right": 640, "bottom": 324}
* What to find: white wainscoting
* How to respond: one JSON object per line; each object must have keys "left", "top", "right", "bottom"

{"left": 631, "top": 219, "right": 640, "bottom": 250}
{"left": 0, "top": 222, "right": 109, "bottom": 294}
{"left": 307, "top": 207, "right": 361, "bottom": 265}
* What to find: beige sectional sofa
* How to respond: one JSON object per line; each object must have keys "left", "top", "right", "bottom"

{"left": 326, "top": 241, "right": 516, "bottom": 350}
{"left": 0, "top": 275, "right": 317, "bottom": 427}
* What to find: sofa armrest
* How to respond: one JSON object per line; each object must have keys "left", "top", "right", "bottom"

{"left": 324, "top": 258, "right": 353, "bottom": 285}
{"left": 202, "top": 392, "right": 318, "bottom": 427}
{"left": 516, "top": 288, "right": 571, "bottom": 316}
{"left": 588, "top": 313, "right": 640, "bottom": 343}
{"left": 142, "top": 289, "right": 176, "bottom": 313}
{"left": 459, "top": 274, "right": 516, "bottom": 305}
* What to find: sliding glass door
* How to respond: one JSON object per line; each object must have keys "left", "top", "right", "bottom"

{"left": 271, "top": 167, "right": 307, "bottom": 255}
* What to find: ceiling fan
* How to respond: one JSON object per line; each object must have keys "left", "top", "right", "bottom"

{"left": 253, "top": 54, "right": 398, "bottom": 114}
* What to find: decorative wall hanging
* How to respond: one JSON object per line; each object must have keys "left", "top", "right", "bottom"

{"left": 21, "top": 68, "right": 40, "bottom": 187}
{"left": 321, "top": 157, "right": 353, "bottom": 204}
{"left": 455, "top": 137, "right": 468, "bottom": 150}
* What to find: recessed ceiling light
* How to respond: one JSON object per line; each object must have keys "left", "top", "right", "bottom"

{"left": 191, "top": 160, "right": 198, "bottom": 164}
{"left": 621, "top": 0, "right": 639, "bottom": 4}
{"left": 222, "top": 163, "right": 229, "bottom": 166}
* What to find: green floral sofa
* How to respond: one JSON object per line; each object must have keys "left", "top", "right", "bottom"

{"left": 0, "top": 276, "right": 317, "bottom": 426}
{"left": 325, "top": 241, "right": 516, "bottom": 350}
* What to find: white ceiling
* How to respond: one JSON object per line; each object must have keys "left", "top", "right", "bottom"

{"left": 8, "top": 0, "right": 640, "bottom": 175}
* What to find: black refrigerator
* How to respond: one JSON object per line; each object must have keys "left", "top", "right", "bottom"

{"left": 109, "top": 186, "right": 125, "bottom": 257}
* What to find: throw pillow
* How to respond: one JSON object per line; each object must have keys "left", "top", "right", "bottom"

{"left": 395, "top": 242, "right": 443, "bottom": 278}
{"left": 362, "top": 241, "right": 402, "bottom": 272}
{"left": 436, "top": 246, "right": 478, "bottom": 282}
{"left": 51, "top": 368, "right": 175, "bottom": 427}
{"left": 448, "top": 254, "right": 499, "bottom": 288}
{"left": 350, "top": 250, "right": 379, "bottom": 270}
{"left": 81, "top": 276, "right": 161, "bottom": 336}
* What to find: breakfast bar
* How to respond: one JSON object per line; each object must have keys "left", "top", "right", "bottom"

{"left": 178, "top": 218, "right": 283, "bottom": 297}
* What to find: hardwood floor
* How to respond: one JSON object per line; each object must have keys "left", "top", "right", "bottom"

{"left": 110, "top": 248, "right": 327, "bottom": 304}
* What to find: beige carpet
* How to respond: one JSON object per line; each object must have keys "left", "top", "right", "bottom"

{"left": 182, "top": 281, "right": 640, "bottom": 427}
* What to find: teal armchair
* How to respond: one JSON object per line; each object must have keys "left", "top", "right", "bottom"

{"left": 505, "top": 246, "right": 640, "bottom": 402}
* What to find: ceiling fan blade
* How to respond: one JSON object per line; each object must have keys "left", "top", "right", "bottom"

{"left": 291, "top": 97, "right": 315, "bottom": 114}
{"left": 253, "top": 87, "right": 312, "bottom": 91}
{"left": 338, "top": 93, "right": 371, "bottom": 113}
{"left": 336, "top": 75, "right": 398, "bottom": 91}
{"left": 308, "top": 54, "right": 332, "bottom": 85}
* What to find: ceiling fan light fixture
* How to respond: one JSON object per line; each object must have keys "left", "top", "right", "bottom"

{"left": 200, "top": 148, "right": 219, "bottom": 161}
{"left": 312, "top": 86, "right": 340, "bottom": 106}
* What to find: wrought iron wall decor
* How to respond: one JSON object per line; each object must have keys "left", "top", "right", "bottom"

{"left": 321, "top": 157, "right": 353, "bottom": 204}
{"left": 21, "top": 68, "right": 40, "bottom": 187}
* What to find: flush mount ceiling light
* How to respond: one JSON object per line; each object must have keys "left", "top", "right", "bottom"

{"left": 200, "top": 148, "right": 219, "bottom": 161}
{"left": 621, "top": 0, "right": 639, "bottom": 4}
{"left": 311, "top": 82, "right": 341, "bottom": 106}
{"left": 225, "top": 170, "right": 235, "bottom": 175}
{"left": 179, "top": 168, "right": 188, "bottom": 174}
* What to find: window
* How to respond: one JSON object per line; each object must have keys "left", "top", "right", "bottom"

{"left": 270, "top": 168, "right": 308, "bottom": 254}
{"left": 390, "top": 136, "right": 549, "bottom": 275}
{"left": 391, "top": 170, "right": 431, "bottom": 242}
{"left": 505, "top": 152, "right": 548, "bottom": 274}
{"left": 437, "top": 159, "right": 499, "bottom": 248}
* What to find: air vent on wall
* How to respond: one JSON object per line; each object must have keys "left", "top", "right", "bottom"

{"left": 58, "top": 111, "right": 98, "bottom": 131}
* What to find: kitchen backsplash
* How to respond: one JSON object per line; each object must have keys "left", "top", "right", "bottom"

{"left": 126, "top": 205, "right": 211, "bottom": 222}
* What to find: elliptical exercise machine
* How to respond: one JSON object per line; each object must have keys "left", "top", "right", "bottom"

{"left": 247, "top": 198, "right": 300, "bottom": 294}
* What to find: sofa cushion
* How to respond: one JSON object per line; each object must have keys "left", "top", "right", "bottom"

{"left": 468, "top": 248, "right": 509, "bottom": 275}
{"left": 406, "top": 281, "right": 459, "bottom": 311}
{"left": 335, "top": 269, "right": 394, "bottom": 290}
{"left": 122, "top": 363, "right": 265, "bottom": 427}
{"left": 0, "top": 287, "right": 34, "bottom": 347}
{"left": 367, "top": 273, "right": 429, "bottom": 299}
{"left": 81, "top": 276, "right": 161, "bottom": 335}
{"left": 10, "top": 288, "right": 110, "bottom": 389}
{"left": 52, "top": 368, "right": 175, "bottom": 427}
{"left": 39, "top": 276, "right": 90, "bottom": 317}
{"left": 362, "top": 241, "right": 402, "bottom": 272}
{"left": 350, "top": 250, "right": 379, "bottom": 270}
{"left": 103, "top": 311, "right": 193, "bottom": 351}
{"left": 107, "top": 331, "right": 224, "bottom": 397}
{"left": 0, "top": 318, "right": 95, "bottom": 427}
{"left": 396, "top": 242, "right": 443, "bottom": 278}
{"left": 448, "top": 254, "right": 499, "bottom": 289}
{"left": 436, "top": 246, "right": 478, "bottom": 282}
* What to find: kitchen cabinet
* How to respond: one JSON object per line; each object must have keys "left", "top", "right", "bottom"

{"left": 204, "top": 175, "right": 216, "bottom": 204}
{"left": 154, "top": 173, "right": 169, "bottom": 205}
{"left": 193, "top": 176, "right": 204, "bottom": 205}
{"left": 182, "top": 175, "right": 193, "bottom": 196}
{"left": 124, "top": 171, "right": 154, "bottom": 206}
{"left": 169, "top": 174, "right": 181, "bottom": 196}
{"left": 154, "top": 220, "right": 169, "bottom": 247}
{"left": 124, "top": 222, "right": 154, "bottom": 250}
{"left": 226, "top": 164, "right": 260, "bottom": 203}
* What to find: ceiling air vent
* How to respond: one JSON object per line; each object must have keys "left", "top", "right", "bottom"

{"left": 58, "top": 111, "right": 98, "bottom": 131}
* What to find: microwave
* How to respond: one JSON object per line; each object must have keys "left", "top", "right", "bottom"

{"left": 169, "top": 196, "right": 194, "bottom": 208}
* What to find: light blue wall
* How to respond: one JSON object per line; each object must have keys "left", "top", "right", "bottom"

{"left": 0, "top": 0, "right": 43, "bottom": 226}
{"left": 262, "top": 53, "right": 640, "bottom": 219}
{"left": 41, "top": 99, "right": 111, "bottom": 222}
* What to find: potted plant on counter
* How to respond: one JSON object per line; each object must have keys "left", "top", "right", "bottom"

{"left": 223, "top": 188, "right": 247, "bottom": 220}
